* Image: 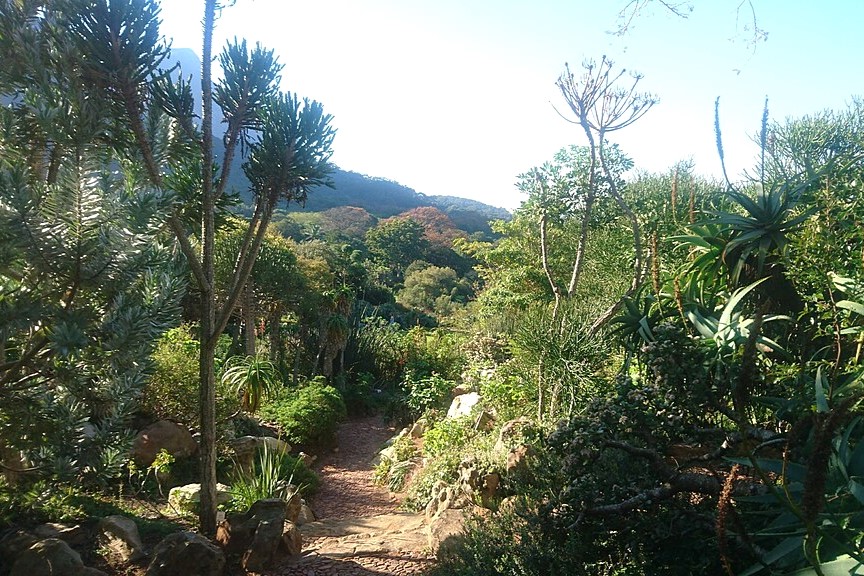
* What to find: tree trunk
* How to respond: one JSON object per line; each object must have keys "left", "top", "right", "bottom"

{"left": 268, "top": 304, "right": 282, "bottom": 363}
{"left": 198, "top": 0, "right": 218, "bottom": 537}
{"left": 244, "top": 285, "right": 256, "bottom": 356}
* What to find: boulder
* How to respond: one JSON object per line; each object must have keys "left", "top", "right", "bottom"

{"left": 167, "top": 483, "right": 232, "bottom": 514}
{"left": 409, "top": 419, "right": 427, "bottom": 438}
{"left": 216, "top": 498, "right": 300, "bottom": 572}
{"left": 230, "top": 436, "right": 292, "bottom": 474}
{"left": 494, "top": 416, "right": 533, "bottom": 452}
{"left": 98, "top": 515, "right": 146, "bottom": 563}
{"left": 474, "top": 410, "right": 495, "bottom": 432}
{"left": 0, "top": 530, "right": 38, "bottom": 568}
{"left": 32, "top": 523, "right": 87, "bottom": 547}
{"left": 446, "top": 392, "right": 481, "bottom": 419}
{"left": 243, "top": 516, "right": 283, "bottom": 573}
{"left": 426, "top": 507, "right": 489, "bottom": 559}
{"left": 506, "top": 444, "right": 537, "bottom": 476}
{"left": 479, "top": 472, "right": 500, "bottom": 508}
{"left": 284, "top": 490, "right": 301, "bottom": 524}
{"left": 425, "top": 481, "right": 471, "bottom": 522}
{"left": 449, "top": 383, "right": 473, "bottom": 398}
{"left": 146, "top": 532, "right": 225, "bottom": 576}
{"left": 10, "top": 538, "right": 83, "bottom": 576}
{"left": 281, "top": 522, "right": 302, "bottom": 556}
{"left": 132, "top": 420, "right": 197, "bottom": 467}
{"left": 297, "top": 451, "right": 316, "bottom": 467}
{"left": 296, "top": 500, "right": 316, "bottom": 526}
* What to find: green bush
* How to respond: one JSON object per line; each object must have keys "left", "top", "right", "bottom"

{"left": 142, "top": 325, "right": 238, "bottom": 429}
{"left": 373, "top": 433, "right": 419, "bottom": 492}
{"left": 259, "top": 378, "right": 347, "bottom": 449}
{"left": 227, "top": 443, "right": 319, "bottom": 513}
{"left": 403, "top": 370, "right": 455, "bottom": 419}
{"left": 423, "top": 415, "right": 474, "bottom": 457}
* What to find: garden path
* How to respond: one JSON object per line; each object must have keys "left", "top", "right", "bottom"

{"left": 271, "top": 416, "right": 434, "bottom": 576}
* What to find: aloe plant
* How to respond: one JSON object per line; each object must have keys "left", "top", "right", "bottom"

{"left": 220, "top": 355, "right": 282, "bottom": 413}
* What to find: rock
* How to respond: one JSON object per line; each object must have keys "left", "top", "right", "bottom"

{"left": 446, "top": 392, "right": 481, "bottom": 418}
{"left": 409, "top": 419, "right": 427, "bottom": 438}
{"left": 450, "top": 383, "right": 473, "bottom": 398}
{"left": 98, "top": 515, "right": 146, "bottom": 563}
{"left": 167, "top": 483, "right": 232, "bottom": 514}
{"left": 425, "top": 481, "right": 471, "bottom": 522}
{"left": 32, "top": 523, "right": 87, "bottom": 547}
{"left": 296, "top": 501, "right": 316, "bottom": 526}
{"left": 297, "top": 451, "right": 315, "bottom": 466}
{"left": 426, "top": 509, "right": 467, "bottom": 559}
{"left": 474, "top": 410, "right": 495, "bottom": 432}
{"left": 285, "top": 490, "right": 302, "bottom": 524}
{"left": 243, "top": 516, "right": 283, "bottom": 573}
{"left": 479, "top": 472, "right": 500, "bottom": 508}
{"left": 458, "top": 458, "right": 481, "bottom": 497}
{"left": 132, "top": 420, "right": 197, "bottom": 468}
{"left": 147, "top": 532, "right": 224, "bottom": 576}
{"left": 216, "top": 498, "right": 300, "bottom": 572}
{"left": 373, "top": 429, "right": 409, "bottom": 466}
{"left": 281, "top": 521, "right": 302, "bottom": 556}
{"left": 427, "top": 506, "right": 491, "bottom": 559}
{"left": 506, "top": 444, "right": 537, "bottom": 476}
{"left": 10, "top": 538, "right": 83, "bottom": 576}
{"left": 494, "top": 416, "right": 533, "bottom": 452}
{"left": 0, "top": 530, "right": 38, "bottom": 567}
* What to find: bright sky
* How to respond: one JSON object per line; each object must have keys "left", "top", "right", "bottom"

{"left": 156, "top": 1, "right": 864, "bottom": 210}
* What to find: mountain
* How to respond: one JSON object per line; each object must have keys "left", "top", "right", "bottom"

{"left": 161, "top": 49, "right": 511, "bottom": 235}
{"left": 287, "top": 170, "right": 511, "bottom": 235}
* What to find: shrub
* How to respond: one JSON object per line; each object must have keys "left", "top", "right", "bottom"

{"left": 142, "top": 325, "right": 238, "bottom": 428}
{"left": 403, "top": 370, "right": 455, "bottom": 419}
{"left": 259, "top": 378, "right": 347, "bottom": 449}
{"left": 227, "top": 443, "right": 318, "bottom": 513}
{"left": 423, "top": 415, "right": 474, "bottom": 457}
{"left": 373, "top": 433, "right": 419, "bottom": 492}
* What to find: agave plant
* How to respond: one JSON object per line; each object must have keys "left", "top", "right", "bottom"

{"left": 220, "top": 355, "right": 282, "bottom": 413}
{"left": 685, "top": 278, "right": 790, "bottom": 355}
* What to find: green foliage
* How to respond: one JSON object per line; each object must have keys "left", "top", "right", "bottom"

{"left": 221, "top": 355, "right": 283, "bottom": 413}
{"left": 142, "top": 326, "right": 239, "bottom": 428}
{"left": 373, "top": 433, "right": 419, "bottom": 492}
{"left": 259, "top": 378, "right": 347, "bottom": 448}
{"left": 127, "top": 448, "right": 175, "bottom": 498}
{"left": 402, "top": 371, "right": 455, "bottom": 420}
{"left": 227, "top": 441, "right": 317, "bottom": 513}
{"left": 423, "top": 415, "right": 475, "bottom": 458}
{"left": 365, "top": 216, "right": 429, "bottom": 281}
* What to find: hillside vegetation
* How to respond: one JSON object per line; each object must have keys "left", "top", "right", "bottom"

{"left": 1, "top": 3, "right": 864, "bottom": 576}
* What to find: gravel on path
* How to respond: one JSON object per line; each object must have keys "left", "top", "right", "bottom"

{"left": 271, "top": 416, "right": 435, "bottom": 576}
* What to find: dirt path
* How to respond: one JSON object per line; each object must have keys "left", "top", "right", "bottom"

{"left": 272, "top": 416, "right": 435, "bottom": 576}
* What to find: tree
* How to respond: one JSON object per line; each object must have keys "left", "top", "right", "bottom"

{"left": 0, "top": 2, "right": 185, "bottom": 486}
{"left": 365, "top": 216, "right": 429, "bottom": 281}
{"left": 21, "top": 0, "right": 336, "bottom": 533}
{"left": 555, "top": 56, "right": 657, "bottom": 331}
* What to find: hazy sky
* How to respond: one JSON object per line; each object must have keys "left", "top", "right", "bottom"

{"left": 156, "top": 1, "right": 863, "bottom": 210}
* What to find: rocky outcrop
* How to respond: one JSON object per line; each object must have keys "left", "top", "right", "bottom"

{"left": 494, "top": 416, "right": 534, "bottom": 451}
{"left": 132, "top": 420, "right": 197, "bottom": 467}
{"left": 146, "top": 532, "right": 225, "bottom": 576}
{"left": 32, "top": 523, "right": 87, "bottom": 547}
